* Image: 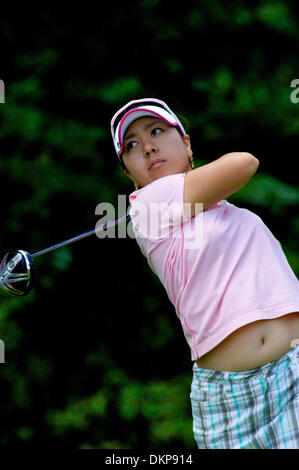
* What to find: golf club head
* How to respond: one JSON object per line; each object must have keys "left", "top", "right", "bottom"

{"left": 0, "top": 250, "right": 34, "bottom": 296}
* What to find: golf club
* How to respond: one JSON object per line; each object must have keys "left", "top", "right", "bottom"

{"left": 0, "top": 213, "right": 130, "bottom": 297}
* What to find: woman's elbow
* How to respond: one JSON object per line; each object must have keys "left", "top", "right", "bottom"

{"left": 241, "top": 152, "right": 259, "bottom": 162}
{"left": 243, "top": 152, "right": 260, "bottom": 171}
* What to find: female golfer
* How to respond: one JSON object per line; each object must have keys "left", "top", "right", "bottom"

{"left": 110, "top": 98, "right": 299, "bottom": 449}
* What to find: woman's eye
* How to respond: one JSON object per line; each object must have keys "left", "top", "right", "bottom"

{"left": 152, "top": 127, "right": 163, "bottom": 135}
{"left": 126, "top": 141, "right": 137, "bottom": 152}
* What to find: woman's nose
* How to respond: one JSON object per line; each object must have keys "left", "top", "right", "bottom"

{"left": 143, "top": 140, "right": 158, "bottom": 157}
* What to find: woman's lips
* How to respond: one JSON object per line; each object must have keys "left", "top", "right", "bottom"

{"left": 149, "top": 159, "right": 165, "bottom": 170}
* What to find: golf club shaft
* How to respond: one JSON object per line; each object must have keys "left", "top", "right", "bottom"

{"left": 31, "top": 214, "right": 130, "bottom": 258}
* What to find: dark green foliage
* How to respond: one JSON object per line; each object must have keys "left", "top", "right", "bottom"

{"left": 0, "top": 1, "right": 298, "bottom": 448}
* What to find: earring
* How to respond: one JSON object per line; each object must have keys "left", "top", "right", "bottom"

{"left": 189, "top": 156, "right": 195, "bottom": 169}
{"left": 134, "top": 183, "right": 139, "bottom": 190}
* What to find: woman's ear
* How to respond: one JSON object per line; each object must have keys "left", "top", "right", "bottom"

{"left": 183, "top": 134, "right": 193, "bottom": 158}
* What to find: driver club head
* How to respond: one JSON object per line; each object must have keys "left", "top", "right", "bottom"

{"left": 0, "top": 250, "right": 34, "bottom": 296}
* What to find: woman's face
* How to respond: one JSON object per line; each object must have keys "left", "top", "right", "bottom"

{"left": 121, "top": 116, "right": 193, "bottom": 188}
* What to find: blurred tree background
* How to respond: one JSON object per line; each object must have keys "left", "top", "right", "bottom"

{"left": 0, "top": 0, "right": 298, "bottom": 449}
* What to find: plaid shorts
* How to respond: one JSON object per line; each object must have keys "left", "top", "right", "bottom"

{"left": 190, "top": 345, "right": 299, "bottom": 449}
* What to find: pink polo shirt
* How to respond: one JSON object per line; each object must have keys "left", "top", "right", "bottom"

{"left": 128, "top": 173, "right": 299, "bottom": 360}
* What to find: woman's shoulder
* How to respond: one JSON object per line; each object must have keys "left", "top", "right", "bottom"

{"left": 130, "top": 173, "right": 186, "bottom": 199}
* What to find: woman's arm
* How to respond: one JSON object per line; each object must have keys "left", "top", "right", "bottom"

{"left": 184, "top": 152, "right": 259, "bottom": 217}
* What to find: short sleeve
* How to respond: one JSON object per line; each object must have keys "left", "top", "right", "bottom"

{"left": 128, "top": 173, "right": 188, "bottom": 240}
